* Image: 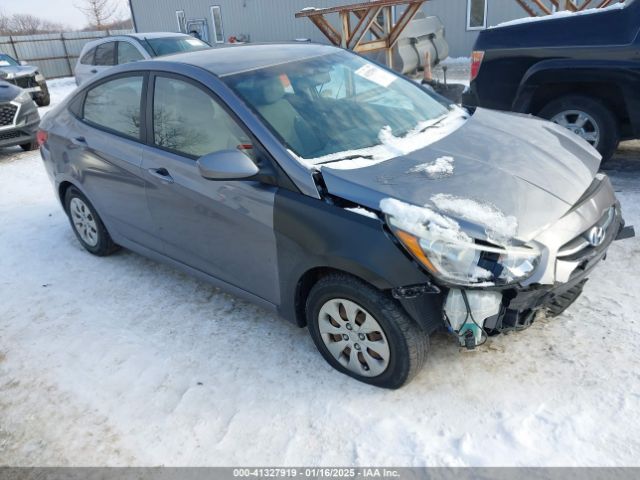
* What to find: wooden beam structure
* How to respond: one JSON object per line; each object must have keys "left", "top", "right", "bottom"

{"left": 296, "top": 0, "right": 427, "bottom": 69}
{"left": 516, "top": 0, "right": 620, "bottom": 16}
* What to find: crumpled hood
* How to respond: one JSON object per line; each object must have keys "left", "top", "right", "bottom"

{"left": 0, "top": 65, "right": 38, "bottom": 79}
{"left": 321, "top": 108, "right": 601, "bottom": 242}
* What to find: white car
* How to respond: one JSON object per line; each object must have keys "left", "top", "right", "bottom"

{"left": 74, "top": 32, "right": 210, "bottom": 85}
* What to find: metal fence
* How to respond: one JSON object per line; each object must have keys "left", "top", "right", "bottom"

{"left": 0, "top": 29, "right": 134, "bottom": 79}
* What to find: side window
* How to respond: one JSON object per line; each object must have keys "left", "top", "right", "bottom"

{"left": 117, "top": 42, "right": 144, "bottom": 64}
{"left": 467, "top": 0, "right": 488, "bottom": 30}
{"left": 152, "top": 76, "right": 252, "bottom": 158}
{"left": 83, "top": 76, "right": 144, "bottom": 138}
{"left": 94, "top": 42, "right": 116, "bottom": 66}
{"left": 80, "top": 47, "right": 96, "bottom": 65}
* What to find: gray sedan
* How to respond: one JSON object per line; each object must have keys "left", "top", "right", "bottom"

{"left": 39, "top": 44, "right": 632, "bottom": 388}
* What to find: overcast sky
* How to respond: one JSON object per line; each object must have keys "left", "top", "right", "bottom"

{"left": 1, "top": 0, "right": 131, "bottom": 29}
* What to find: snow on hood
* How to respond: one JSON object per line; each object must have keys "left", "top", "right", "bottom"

{"left": 408, "top": 156, "right": 454, "bottom": 179}
{"left": 320, "top": 108, "right": 601, "bottom": 243}
{"left": 431, "top": 194, "right": 518, "bottom": 245}
{"left": 491, "top": 2, "right": 626, "bottom": 29}
{"left": 380, "top": 197, "right": 470, "bottom": 243}
{"left": 290, "top": 107, "right": 469, "bottom": 170}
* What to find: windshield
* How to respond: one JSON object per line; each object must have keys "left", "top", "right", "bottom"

{"left": 143, "top": 36, "right": 210, "bottom": 57}
{"left": 0, "top": 54, "right": 19, "bottom": 67}
{"left": 223, "top": 51, "right": 453, "bottom": 163}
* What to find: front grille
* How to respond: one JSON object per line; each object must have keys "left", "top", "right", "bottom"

{"left": 9, "top": 75, "right": 37, "bottom": 89}
{"left": 558, "top": 206, "right": 617, "bottom": 260}
{"left": 0, "top": 103, "right": 18, "bottom": 127}
{"left": 0, "top": 130, "right": 20, "bottom": 141}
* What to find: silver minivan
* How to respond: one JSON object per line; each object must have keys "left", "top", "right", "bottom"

{"left": 74, "top": 32, "right": 210, "bottom": 85}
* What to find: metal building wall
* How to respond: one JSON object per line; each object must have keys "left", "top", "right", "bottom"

{"left": 129, "top": 0, "right": 531, "bottom": 58}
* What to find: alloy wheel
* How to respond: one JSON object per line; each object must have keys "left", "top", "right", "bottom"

{"left": 69, "top": 197, "right": 99, "bottom": 247}
{"left": 317, "top": 298, "right": 390, "bottom": 377}
{"left": 551, "top": 109, "right": 600, "bottom": 147}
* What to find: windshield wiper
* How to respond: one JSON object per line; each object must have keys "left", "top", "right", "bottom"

{"left": 316, "top": 154, "right": 374, "bottom": 165}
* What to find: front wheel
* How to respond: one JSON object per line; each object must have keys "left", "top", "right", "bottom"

{"left": 306, "top": 273, "right": 428, "bottom": 389}
{"left": 35, "top": 83, "right": 51, "bottom": 107}
{"left": 539, "top": 95, "right": 619, "bottom": 163}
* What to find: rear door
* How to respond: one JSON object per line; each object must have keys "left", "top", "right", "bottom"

{"left": 89, "top": 41, "right": 116, "bottom": 81}
{"left": 67, "top": 73, "right": 159, "bottom": 248}
{"left": 141, "top": 73, "right": 280, "bottom": 303}
{"left": 116, "top": 41, "right": 146, "bottom": 65}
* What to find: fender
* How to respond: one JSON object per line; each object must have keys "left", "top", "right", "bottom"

{"left": 274, "top": 188, "right": 444, "bottom": 333}
{"left": 512, "top": 59, "right": 640, "bottom": 133}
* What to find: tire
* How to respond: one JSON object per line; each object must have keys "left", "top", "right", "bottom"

{"left": 64, "top": 186, "right": 119, "bottom": 256}
{"left": 546, "top": 279, "right": 587, "bottom": 318}
{"left": 20, "top": 141, "right": 39, "bottom": 151}
{"left": 35, "top": 83, "right": 51, "bottom": 107}
{"left": 306, "top": 273, "right": 428, "bottom": 389}
{"left": 538, "top": 95, "right": 619, "bottom": 163}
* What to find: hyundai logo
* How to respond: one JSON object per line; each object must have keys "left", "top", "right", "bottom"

{"left": 587, "top": 226, "right": 606, "bottom": 247}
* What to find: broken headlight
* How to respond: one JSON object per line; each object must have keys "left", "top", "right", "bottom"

{"left": 389, "top": 220, "right": 540, "bottom": 287}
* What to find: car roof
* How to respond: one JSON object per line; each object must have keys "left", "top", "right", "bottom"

{"left": 154, "top": 43, "right": 341, "bottom": 77}
{"left": 123, "top": 32, "right": 193, "bottom": 40}
{"left": 81, "top": 32, "right": 192, "bottom": 49}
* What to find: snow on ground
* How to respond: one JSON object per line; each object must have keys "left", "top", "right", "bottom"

{"left": 1, "top": 80, "right": 640, "bottom": 467}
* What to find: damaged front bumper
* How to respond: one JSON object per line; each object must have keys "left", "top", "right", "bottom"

{"left": 443, "top": 195, "right": 634, "bottom": 346}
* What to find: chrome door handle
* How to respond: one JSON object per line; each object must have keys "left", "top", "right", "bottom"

{"left": 148, "top": 167, "right": 174, "bottom": 184}
{"left": 70, "top": 136, "right": 86, "bottom": 146}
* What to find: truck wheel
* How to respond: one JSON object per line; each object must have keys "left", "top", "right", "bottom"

{"left": 35, "top": 83, "right": 51, "bottom": 107}
{"left": 306, "top": 273, "right": 428, "bottom": 389}
{"left": 539, "top": 95, "right": 619, "bottom": 163}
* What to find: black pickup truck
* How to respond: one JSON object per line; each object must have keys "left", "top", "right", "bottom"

{"left": 463, "top": 1, "right": 640, "bottom": 162}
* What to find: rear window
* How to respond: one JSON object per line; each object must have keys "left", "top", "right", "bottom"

{"left": 143, "top": 36, "right": 209, "bottom": 57}
{"left": 79, "top": 48, "right": 96, "bottom": 65}
{"left": 117, "top": 41, "right": 144, "bottom": 64}
{"left": 83, "top": 75, "right": 144, "bottom": 139}
{"left": 94, "top": 42, "right": 116, "bottom": 66}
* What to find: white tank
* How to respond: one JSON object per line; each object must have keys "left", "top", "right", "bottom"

{"left": 445, "top": 289, "right": 502, "bottom": 346}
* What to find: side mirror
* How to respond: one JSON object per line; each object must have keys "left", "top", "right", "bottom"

{"left": 197, "top": 149, "right": 260, "bottom": 181}
{"left": 19, "top": 60, "right": 28, "bottom": 66}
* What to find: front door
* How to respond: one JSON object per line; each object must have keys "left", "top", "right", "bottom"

{"left": 141, "top": 74, "right": 280, "bottom": 304}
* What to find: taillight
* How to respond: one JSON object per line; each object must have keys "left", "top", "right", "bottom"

{"left": 36, "top": 129, "right": 48, "bottom": 146}
{"left": 470, "top": 51, "right": 485, "bottom": 82}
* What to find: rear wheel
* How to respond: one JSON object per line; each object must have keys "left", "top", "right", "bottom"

{"left": 306, "top": 273, "right": 428, "bottom": 389}
{"left": 64, "top": 187, "right": 119, "bottom": 256}
{"left": 539, "top": 95, "right": 619, "bottom": 163}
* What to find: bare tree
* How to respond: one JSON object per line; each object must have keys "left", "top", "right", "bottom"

{"left": 0, "top": 12, "right": 67, "bottom": 35}
{"left": 0, "top": 10, "right": 11, "bottom": 35}
{"left": 75, "top": 0, "right": 118, "bottom": 30}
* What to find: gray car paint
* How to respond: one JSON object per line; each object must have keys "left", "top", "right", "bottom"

{"left": 0, "top": 81, "right": 21, "bottom": 102}
{"left": 319, "top": 108, "right": 602, "bottom": 243}
{"left": 39, "top": 44, "right": 624, "bottom": 319}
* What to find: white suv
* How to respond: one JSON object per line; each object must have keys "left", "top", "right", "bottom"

{"left": 74, "top": 32, "right": 210, "bottom": 85}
